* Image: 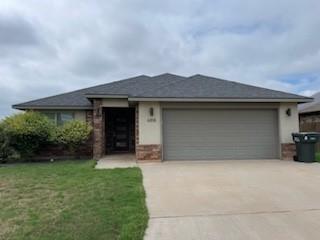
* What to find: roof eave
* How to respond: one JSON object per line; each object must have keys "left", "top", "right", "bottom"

{"left": 128, "top": 97, "right": 312, "bottom": 103}
{"left": 85, "top": 94, "right": 128, "bottom": 99}
{"left": 299, "top": 107, "right": 320, "bottom": 114}
{"left": 12, "top": 105, "right": 93, "bottom": 110}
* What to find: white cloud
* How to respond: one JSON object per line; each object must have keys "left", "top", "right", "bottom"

{"left": 300, "top": 90, "right": 317, "bottom": 97}
{"left": 0, "top": 0, "right": 320, "bottom": 118}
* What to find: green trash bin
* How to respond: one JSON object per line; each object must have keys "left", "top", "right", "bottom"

{"left": 292, "top": 132, "right": 320, "bottom": 163}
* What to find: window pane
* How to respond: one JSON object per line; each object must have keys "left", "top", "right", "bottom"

{"left": 43, "top": 112, "right": 56, "bottom": 123}
{"left": 57, "top": 113, "right": 74, "bottom": 125}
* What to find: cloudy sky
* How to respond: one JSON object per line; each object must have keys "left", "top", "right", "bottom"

{"left": 0, "top": 0, "right": 320, "bottom": 118}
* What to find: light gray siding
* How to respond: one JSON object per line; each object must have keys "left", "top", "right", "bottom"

{"left": 162, "top": 109, "right": 279, "bottom": 160}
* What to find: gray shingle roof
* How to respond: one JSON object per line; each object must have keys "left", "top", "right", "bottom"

{"left": 13, "top": 73, "right": 311, "bottom": 109}
{"left": 299, "top": 92, "right": 320, "bottom": 114}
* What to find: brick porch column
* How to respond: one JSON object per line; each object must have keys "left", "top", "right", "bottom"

{"left": 93, "top": 99, "right": 105, "bottom": 159}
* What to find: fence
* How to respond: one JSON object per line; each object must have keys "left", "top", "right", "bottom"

{"left": 299, "top": 122, "right": 320, "bottom": 152}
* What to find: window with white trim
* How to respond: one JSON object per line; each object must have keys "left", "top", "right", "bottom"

{"left": 43, "top": 112, "right": 75, "bottom": 125}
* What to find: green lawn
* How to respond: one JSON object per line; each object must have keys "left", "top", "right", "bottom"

{"left": 0, "top": 160, "right": 148, "bottom": 240}
{"left": 316, "top": 152, "right": 320, "bottom": 162}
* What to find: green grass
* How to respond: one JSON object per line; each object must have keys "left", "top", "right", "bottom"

{"left": 0, "top": 160, "right": 148, "bottom": 240}
{"left": 316, "top": 152, "right": 320, "bottom": 162}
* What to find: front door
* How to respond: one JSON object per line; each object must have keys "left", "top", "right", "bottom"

{"left": 113, "top": 114, "right": 129, "bottom": 152}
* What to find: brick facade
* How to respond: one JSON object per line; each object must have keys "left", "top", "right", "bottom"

{"left": 86, "top": 110, "right": 93, "bottom": 126}
{"left": 136, "top": 144, "right": 162, "bottom": 162}
{"left": 281, "top": 143, "right": 296, "bottom": 160}
{"left": 300, "top": 112, "right": 320, "bottom": 125}
{"left": 93, "top": 99, "right": 105, "bottom": 159}
{"left": 36, "top": 141, "right": 92, "bottom": 160}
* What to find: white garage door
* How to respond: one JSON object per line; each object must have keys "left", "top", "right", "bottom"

{"left": 162, "top": 109, "right": 279, "bottom": 160}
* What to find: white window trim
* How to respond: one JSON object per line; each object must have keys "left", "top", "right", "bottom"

{"left": 43, "top": 111, "right": 75, "bottom": 125}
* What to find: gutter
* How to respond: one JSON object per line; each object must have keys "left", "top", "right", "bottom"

{"left": 12, "top": 105, "right": 93, "bottom": 110}
{"left": 128, "top": 97, "right": 313, "bottom": 103}
{"left": 85, "top": 94, "right": 128, "bottom": 99}
{"left": 12, "top": 97, "right": 312, "bottom": 110}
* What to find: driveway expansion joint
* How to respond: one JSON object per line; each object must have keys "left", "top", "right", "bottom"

{"left": 150, "top": 208, "right": 320, "bottom": 219}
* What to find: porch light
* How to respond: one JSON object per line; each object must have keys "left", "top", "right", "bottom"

{"left": 286, "top": 108, "right": 291, "bottom": 116}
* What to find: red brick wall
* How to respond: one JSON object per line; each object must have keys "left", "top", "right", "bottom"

{"left": 136, "top": 144, "right": 162, "bottom": 162}
{"left": 36, "top": 140, "right": 92, "bottom": 160}
{"left": 281, "top": 143, "right": 296, "bottom": 160}
{"left": 86, "top": 110, "right": 93, "bottom": 126}
{"left": 93, "top": 99, "right": 105, "bottom": 159}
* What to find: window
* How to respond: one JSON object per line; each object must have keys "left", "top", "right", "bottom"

{"left": 43, "top": 112, "right": 56, "bottom": 123}
{"left": 43, "top": 112, "right": 74, "bottom": 125}
{"left": 57, "top": 113, "right": 74, "bottom": 125}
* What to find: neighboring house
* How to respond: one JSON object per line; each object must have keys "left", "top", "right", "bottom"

{"left": 299, "top": 92, "right": 320, "bottom": 129}
{"left": 298, "top": 92, "right": 320, "bottom": 151}
{"left": 13, "top": 73, "right": 311, "bottom": 161}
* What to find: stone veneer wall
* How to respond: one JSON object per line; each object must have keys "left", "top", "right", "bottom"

{"left": 281, "top": 143, "right": 296, "bottom": 160}
{"left": 92, "top": 99, "right": 105, "bottom": 159}
{"left": 86, "top": 110, "right": 93, "bottom": 126}
{"left": 136, "top": 144, "right": 162, "bottom": 162}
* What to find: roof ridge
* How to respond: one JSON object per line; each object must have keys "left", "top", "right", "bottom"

{"left": 190, "top": 74, "right": 310, "bottom": 99}
{"left": 137, "top": 74, "right": 187, "bottom": 97}
{"left": 151, "top": 73, "right": 185, "bottom": 78}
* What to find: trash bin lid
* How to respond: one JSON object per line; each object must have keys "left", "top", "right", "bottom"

{"left": 292, "top": 132, "right": 320, "bottom": 143}
{"left": 292, "top": 132, "right": 320, "bottom": 136}
{"left": 299, "top": 132, "right": 320, "bottom": 135}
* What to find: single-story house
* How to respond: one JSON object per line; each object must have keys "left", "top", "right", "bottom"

{"left": 299, "top": 92, "right": 320, "bottom": 129}
{"left": 299, "top": 92, "right": 320, "bottom": 152}
{"left": 13, "top": 73, "right": 311, "bottom": 161}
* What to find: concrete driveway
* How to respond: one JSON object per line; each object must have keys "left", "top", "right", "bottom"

{"left": 140, "top": 160, "right": 320, "bottom": 240}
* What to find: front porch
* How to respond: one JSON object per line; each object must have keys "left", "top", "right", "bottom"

{"left": 92, "top": 99, "right": 162, "bottom": 162}
{"left": 92, "top": 98, "right": 137, "bottom": 159}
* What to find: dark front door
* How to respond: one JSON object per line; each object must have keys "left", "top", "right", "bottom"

{"left": 113, "top": 114, "right": 130, "bottom": 152}
{"left": 105, "top": 107, "right": 135, "bottom": 154}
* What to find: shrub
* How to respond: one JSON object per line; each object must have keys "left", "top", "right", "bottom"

{"left": 0, "top": 124, "right": 19, "bottom": 163}
{"left": 56, "top": 121, "right": 92, "bottom": 156}
{"left": 3, "top": 111, "right": 56, "bottom": 160}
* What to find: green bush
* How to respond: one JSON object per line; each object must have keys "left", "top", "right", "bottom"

{"left": 56, "top": 120, "right": 92, "bottom": 156}
{"left": 2, "top": 111, "right": 56, "bottom": 160}
{"left": 0, "top": 124, "right": 19, "bottom": 163}
{"left": 0, "top": 112, "right": 92, "bottom": 162}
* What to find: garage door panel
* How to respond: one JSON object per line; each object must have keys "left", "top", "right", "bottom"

{"left": 165, "top": 131, "right": 277, "bottom": 139}
{"left": 163, "top": 109, "right": 279, "bottom": 160}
